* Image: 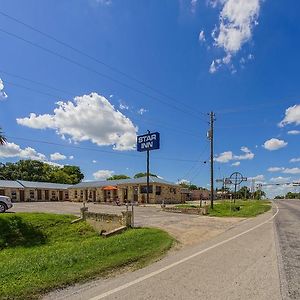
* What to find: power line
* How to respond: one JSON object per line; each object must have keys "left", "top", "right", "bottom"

{"left": 0, "top": 10, "right": 208, "bottom": 119}
{"left": 3, "top": 78, "right": 202, "bottom": 138}
{"left": 0, "top": 27, "right": 208, "bottom": 123}
{"left": 6, "top": 136, "right": 202, "bottom": 163}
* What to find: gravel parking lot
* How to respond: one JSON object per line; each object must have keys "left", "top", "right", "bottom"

{"left": 11, "top": 202, "right": 243, "bottom": 247}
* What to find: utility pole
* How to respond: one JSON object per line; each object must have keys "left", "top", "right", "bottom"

{"left": 208, "top": 112, "right": 215, "bottom": 209}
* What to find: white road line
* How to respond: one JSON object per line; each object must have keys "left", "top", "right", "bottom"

{"left": 89, "top": 204, "right": 279, "bottom": 300}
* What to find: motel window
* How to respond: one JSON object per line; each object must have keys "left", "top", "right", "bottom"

{"left": 29, "top": 190, "right": 35, "bottom": 199}
{"left": 11, "top": 190, "right": 17, "bottom": 201}
{"left": 52, "top": 191, "right": 56, "bottom": 196}
{"left": 75, "top": 190, "right": 78, "bottom": 198}
{"left": 80, "top": 190, "right": 83, "bottom": 198}
{"left": 156, "top": 186, "right": 161, "bottom": 196}
{"left": 140, "top": 185, "right": 153, "bottom": 194}
{"left": 170, "top": 188, "right": 176, "bottom": 194}
{"left": 65, "top": 192, "right": 69, "bottom": 200}
{"left": 89, "top": 191, "right": 92, "bottom": 198}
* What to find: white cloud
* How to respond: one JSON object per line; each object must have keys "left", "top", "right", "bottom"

{"left": 92, "top": 160, "right": 97, "bottom": 163}
{"left": 215, "top": 151, "right": 233, "bottom": 163}
{"left": 119, "top": 103, "right": 129, "bottom": 110}
{"left": 232, "top": 161, "right": 240, "bottom": 166}
{"left": 287, "top": 130, "right": 300, "bottom": 135}
{"left": 0, "top": 78, "right": 8, "bottom": 100}
{"left": 213, "top": 0, "right": 260, "bottom": 53}
{"left": 93, "top": 169, "right": 114, "bottom": 180}
{"left": 137, "top": 108, "right": 148, "bottom": 115}
{"left": 17, "top": 93, "right": 138, "bottom": 151}
{"left": 215, "top": 146, "right": 254, "bottom": 163}
{"left": 249, "top": 174, "right": 265, "bottom": 182}
{"left": 279, "top": 105, "right": 300, "bottom": 127}
{"left": 199, "top": 30, "right": 206, "bottom": 42}
{"left": 95, "top": 0, "right": 112, "bottom": 5}
{"left": 209, "top": 61, "right": 218, "bottom": 74}
{"left": 263, "top": 138, "right": 287, "bottom": 151}
{"left": 208, "top": 0, "right": 261, "bottom": 73}
{"left": 191, "top": 0, "right": 198, "bottom": 13}
{"left": 69, "top": 155, "right": 74, "bottom": 160}
{"left": 50, "top": 152, "right": 67, "bottom": 161}
{"left": 270, "top": 177, "right": 290, "bottom": 183}
{"left": 282, "top": 168, "right": 300, "bottom": 175}
{"left": 178, "top": 179, "right": 190, "bottom": 185}
{"left": 267, "top": 167, "right": 284, "bottom": 172}
{"left": 0, "top": 142, "right": 46, "bottom": 161}
{"left": 290, "top": 158, "right": 300, "bottom": 163}
{"left": 0, "top": 142, "right": 65, "bottom": 167}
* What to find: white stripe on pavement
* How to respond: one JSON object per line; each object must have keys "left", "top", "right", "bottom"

{"left": 89, "top": 203, "right": 279, "bottom": 300}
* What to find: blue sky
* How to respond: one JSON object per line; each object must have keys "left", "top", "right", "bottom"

{"left": 0, "top": 0, "right": 300, "bottom": 197}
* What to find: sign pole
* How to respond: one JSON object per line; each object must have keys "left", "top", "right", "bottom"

{"left": 146, "top": 130, "right": 150, "bottom": 204}
{"left": 147, "top": 149, "right": 150, "bottom": 204}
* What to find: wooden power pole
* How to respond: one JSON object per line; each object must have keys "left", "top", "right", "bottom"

{"left": 209, "top": 112, "right": 215, "bottom": 209}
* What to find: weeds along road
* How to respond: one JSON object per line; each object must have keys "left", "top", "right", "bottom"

{"left": 274, "top": 200, "right": 300, "bottom": 300}
{"left": 45, "top": 203, "right": 283, "bottom": 300}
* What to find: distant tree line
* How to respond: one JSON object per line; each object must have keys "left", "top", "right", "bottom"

{"left": 0, "top": 160, "right": 84, "bottom": 184}
{"left": 275, "top": 192, "right": 300, "bottom": 199}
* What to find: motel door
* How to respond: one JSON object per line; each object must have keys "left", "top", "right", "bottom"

{"left": 0, "top": 189, "right": 4, "bottom": 196}
{"left": 37, "top": 190, "right": 42, "bottom": 201}
{"left": 59, "top": 191, "right": 63, "bottom": 201}
{"left": 20, "top": 190, "right": 25, "bottom": 202}
{"left": 133, "top": 186, "right": 138, "bottom": 202}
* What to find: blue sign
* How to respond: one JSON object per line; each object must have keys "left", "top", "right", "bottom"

{"left": 137, "top": 132, "right": 160, "bottom": 152}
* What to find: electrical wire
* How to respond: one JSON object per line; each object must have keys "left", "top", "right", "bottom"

{"left": 0, "top": 27, "right": 208, "bottom": 122}
{"left": 0, "top": 10, "right": 208, "bottom": 119}
{"left": 6, "top": 136, "right": 202, "bottom": 163}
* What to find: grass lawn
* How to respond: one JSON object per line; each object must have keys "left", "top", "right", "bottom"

{"left": 0, "top": 213, "right": 174, "bottom": 300}
{"left": 208, "top": 200, "right": 272, "bottom": 217}
{"left": 175, "top": 200, "right": 271, "bottom": 217}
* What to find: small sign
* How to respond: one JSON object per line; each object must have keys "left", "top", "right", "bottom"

{"left": 137, "top": 132, "right": 160, "bottom": 152}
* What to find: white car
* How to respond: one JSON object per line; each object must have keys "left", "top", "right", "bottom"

{"left": 0, "top": 196, "right": 13, "bottom": 213}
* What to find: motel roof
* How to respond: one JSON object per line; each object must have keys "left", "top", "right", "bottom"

{"left": 17, "top": 180, "right": 71, "bottom": 190}
{"left": 72, "top": 176, "right": 177, "bottom": 189}
{"left": 0, "top": 180, "right": 24, "bottom": 189}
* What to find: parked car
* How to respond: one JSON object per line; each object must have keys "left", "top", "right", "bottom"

{"left": 0, "top": 196, "right": 13, "bottom": 213}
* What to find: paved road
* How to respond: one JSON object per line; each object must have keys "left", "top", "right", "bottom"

{"left": 45, "top": 203, "right": 281, "bottom": 300}
{"left": 274, "top": 200, "right": 300, "bottom": 299}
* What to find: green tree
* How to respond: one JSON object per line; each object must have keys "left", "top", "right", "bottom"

{"left": 107, "top": 174, "right": 130, "bottom": 180}
{"left": 253, "top": 190, "right": 266, "bottom": 200}
{"left": 60, "top": 165, "right": 84, "bottom": 184}
{"left": 134, "top": 172, "right": 157, "bottom": 178}
{"left": 0, "top": 160, "right": 84, "bottom": 184}
{"left": 0, "top": 127, "right": 7, "bottom": 145}
{"left": 237, "top": 186, "right": 251, "bottom": 199}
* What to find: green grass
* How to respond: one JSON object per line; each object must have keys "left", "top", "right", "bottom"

{"left": 208, "top": 200, "right": 271, "bottom": 217}
{"left": 0, "top": 213, "right": 174, "bottom": 300}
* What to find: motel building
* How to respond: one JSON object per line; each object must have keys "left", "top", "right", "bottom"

{"left": 69, "top": 176, "right": 181, "bottom": 204}
{"left": 0, "top": 180, "right": 71, "bottom": 202}
{"left": 0, "top": 177, "right": 181, "bottom": 204}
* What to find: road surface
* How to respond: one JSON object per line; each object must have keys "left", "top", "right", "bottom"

{"left": 274, "top": 200, "right": 300, "bottom": 299}
{"left": 45, "top": 203, "right": 282, "bottom": 300}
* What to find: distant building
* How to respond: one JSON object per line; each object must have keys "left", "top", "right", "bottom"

{"left": 191, "top": 189, "right": 210, "bottom": 200}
